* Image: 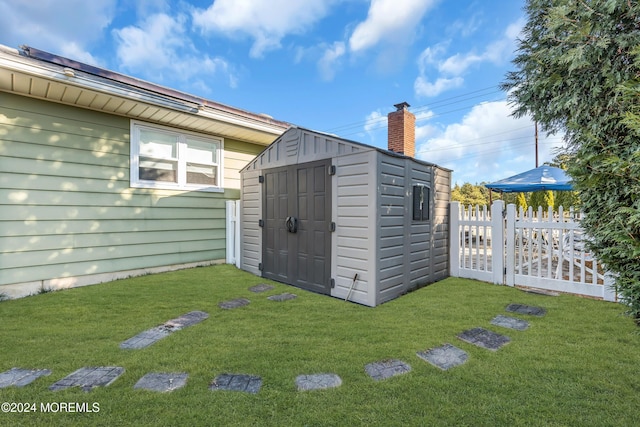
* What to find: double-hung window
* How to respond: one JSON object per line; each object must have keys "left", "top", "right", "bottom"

{"left": 130, "top": 121, "right": 223, "bottom": 192}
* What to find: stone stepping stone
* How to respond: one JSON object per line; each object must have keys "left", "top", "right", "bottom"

{"left": 505, "top": 303, "right": 546, "bottom": 317}
{"left": 0, "top": 368, "right": 51, "bottom": 388}
{"left": 458, "top": 327, "right": 510, "bottom": 351}
{"left": 417, "top": 343, "right": 468, "bottom": 370}
{"left": 134, "top": 372, "right": 188, "bottom": 392}
{"left": 267, "top": 293, "right": 297, "bottom": 302}
{"left": 166, "top": 310, "right": 209, "bottom": 328}
{"left": 50, "top": 366, "right": 124, "bottom": 392}
{"left": 365, "top": 359, "right": 411, "bottom": 381}
{"left": 218, "top": 298, "right": 250, "bottom": 310}
{"left": 249, "top": 284, "right": 274, "bottom": 293}
{"left": 491, "top": 315, "right": 529, "bottom": 331}
{"left": 295, "top": 373, "right": 342, "bottom": 391}
{"left": 120, "top": 311, "right": 209, "bottom": 349}
{"left": 209, "top": 373, "right": 262, "bottom": 394}
{"left": 120, "top": 328, "right": 171, "bottom": 349}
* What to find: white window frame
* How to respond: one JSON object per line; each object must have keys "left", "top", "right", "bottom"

{"left": 130, "top": 120, "right": 224, "bottom": 192}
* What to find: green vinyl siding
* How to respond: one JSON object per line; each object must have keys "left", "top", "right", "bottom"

{"left": 0, "top": 92, "right": 259, "bottom": 287}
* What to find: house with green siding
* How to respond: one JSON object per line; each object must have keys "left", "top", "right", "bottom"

{"left": 0, "top": 44, "right": 290, "bottom": 298}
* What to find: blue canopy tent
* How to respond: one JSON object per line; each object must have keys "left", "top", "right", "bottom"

{"left": 485, "top": 165, "right": 573, "bottom": 193}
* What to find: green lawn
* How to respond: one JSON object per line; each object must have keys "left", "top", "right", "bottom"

{"left": 1, "top": 265, "right": 639, "bottom": 426}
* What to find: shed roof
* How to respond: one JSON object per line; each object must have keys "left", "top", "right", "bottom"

{"left": 242, "top": 126, "right": 452, "bottom": 173}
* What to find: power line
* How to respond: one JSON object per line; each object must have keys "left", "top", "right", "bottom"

{"left": 316, "top": 83, "right": 565, "bottom": 164}
{"left": 337, "top": 95, "right": 506, "bottom": 137}
{"left": 322, "top": 85, "right": 502, "bottom": 134}
{"left": 421, "top": 137, "right": 563, "bottom": 163}
{"left": 416, "top": 134, "right": 562, "bottom": 155}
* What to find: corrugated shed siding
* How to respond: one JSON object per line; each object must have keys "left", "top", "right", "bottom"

{"left": 408, "top": 164, "right": 433, "bottom": 288}
{"left": 377, "top": 156, "right": 407, "bottom": 301}
{"left": 0, "top": 92, "right": 238, "bottom": 287}
{"left": 240, "top": 170, "right": 262, "bottom": 275}
{"left": 333, "top": 151, "right": 376, "bottom": 307}
{"left": 377, "top": 156, "right": 447, "bottom": 305}
{"left": 432, "top": 167, "right": 451, "bottom": 280}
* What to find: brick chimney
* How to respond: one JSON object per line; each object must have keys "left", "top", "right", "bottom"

{"left": 387, "top": 102, "right": 415, "bottom": 157}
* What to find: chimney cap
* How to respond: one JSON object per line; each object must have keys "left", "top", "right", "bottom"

{"left": 393, "top": 102, "right": 410, "bottom": 111}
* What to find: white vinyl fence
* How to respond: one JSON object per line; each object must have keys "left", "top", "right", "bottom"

{"left": 450, "top": 201, "right": 617, "bottom": 301}
{"left": 225, "top": 200, "right": 241, "bottom": 268}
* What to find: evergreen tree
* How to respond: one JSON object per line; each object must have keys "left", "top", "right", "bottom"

{"left": 451, "top": 183, "right": 488, "bottom": 207}
{"left": 516, "top": 192, "right": 528, "bottom": 212}
{"left": 529, "top": 190, "right": 554, "bottom": 212}
{"left": 543, "top": 190, "right": 555, "bottom": 214}
{"left": 548, "top": 154, "right": 581, "bottom": 209}
{"left": 502, "top": 0, "right": 640, "bottom": 323}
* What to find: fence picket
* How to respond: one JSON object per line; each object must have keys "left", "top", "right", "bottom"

{"left": 450, "top": 201, "right": 617, "bottom": 301}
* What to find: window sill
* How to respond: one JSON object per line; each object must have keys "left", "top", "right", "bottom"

{"left": 130, "top": 181, "right": 225, "bottom": 193}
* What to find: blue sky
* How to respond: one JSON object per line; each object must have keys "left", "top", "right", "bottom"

{"left": 0, "top": 0, "right": 564, "bottom": 185}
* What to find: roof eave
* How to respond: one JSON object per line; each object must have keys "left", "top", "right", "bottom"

{"left": 0, "top": 45, "right": 290, "bottom": 145}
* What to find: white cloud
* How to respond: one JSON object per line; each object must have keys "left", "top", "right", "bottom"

{"left": 0, "top": 0, "right": 116, "bottom": 63}
{"left": 364, "top": 110, "right": 385, "bottom": 134}
{"left": 58, "top": 42, "right": 102, "bottom": 66}
{"left": 416, "top": 101, "right": 564, "bottom": 184}
{"left": 318, "top": 42, "right": 346, "bottom": 81}
{"left": 447, "top": 14, "right": 482, "bottom": 38}
{"left": 414, "top": 76, "right": 463, "bottom": 97}
{"left": 506, "top": 17, "right": 526, "bottom": 40}
{"left": 349, "top": 0, "right": 437, "bottom": 53}
{"left": 416, "top": 43, "right": 449, "bottom": 70}
{"left": 114, "top": 14, "right": 188, "bottom": 72}
{"left": 415, "top": 109, "right": 438, "bottom": 140}
{"left": 438, "top": 52, "right": 482, "bottom": 76}
{"left": 414, "top": 17, "right": 524, "bottom": 98}
{"left": 192, "top": 0, "right": 334, "bottom": 58}
{"left": 438, "top": 18, "right": 524, "bottom": 75}
{"left": 113, "top": 13, "right": 238, "bottom": 90}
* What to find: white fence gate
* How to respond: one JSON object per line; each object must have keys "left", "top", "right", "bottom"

{"left": 450, "top": 201, "right": 617, "bottom": 301}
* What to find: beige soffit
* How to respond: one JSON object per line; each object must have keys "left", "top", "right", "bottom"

{"left": 0, "top": 45, "right": 290, "bottom": 145}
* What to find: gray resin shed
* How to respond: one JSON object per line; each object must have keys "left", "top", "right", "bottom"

{"left": 239, "top": 104, "right": 451, "bottom": 306}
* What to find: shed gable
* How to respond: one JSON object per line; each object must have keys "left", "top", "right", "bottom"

{"left": 243, "top": 127, "right": 369, "bottom": 172}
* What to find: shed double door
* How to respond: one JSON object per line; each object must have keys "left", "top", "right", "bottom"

{"left": 262, "top": 160, "right": 332, "bottom": 295}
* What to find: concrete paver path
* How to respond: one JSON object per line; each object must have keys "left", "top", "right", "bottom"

{"left": 49, "top": 366, "right": 124, "bottom": 392}
{"left": 417, "top": 343, "right": 468, "bottom": 370}
{"left": 0, "top": 368, "right": 51, "bottom": 388}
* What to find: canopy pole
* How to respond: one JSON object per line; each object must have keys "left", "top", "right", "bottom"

{"left": 535, "top": 121, "right": 539, "bottom": 167}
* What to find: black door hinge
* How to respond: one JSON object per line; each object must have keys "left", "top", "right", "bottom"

{"left": 259, "top": 219, "right": 264, "bottom": 227}
{"left": 258, "top": 175, "right": 264, "bottom": 183}
{"left": 330, "top": 278, "right": 335, "bottom": 288}
{"left": 259, "top": 263, "right": 263, "bottom": 271}
{"left": 330, "top": 222, "right": 336, "bottom": 232}
{"left": 328, "top": 165, "right": 336, "bottom": 175}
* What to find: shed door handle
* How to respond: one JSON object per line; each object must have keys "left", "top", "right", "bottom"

{"left": 285, "top": 216, "right": 298, "bottom": 233}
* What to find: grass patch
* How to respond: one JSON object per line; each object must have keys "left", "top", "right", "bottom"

{"left": 1, "top": 265, "right": 639, "bottom": 426}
